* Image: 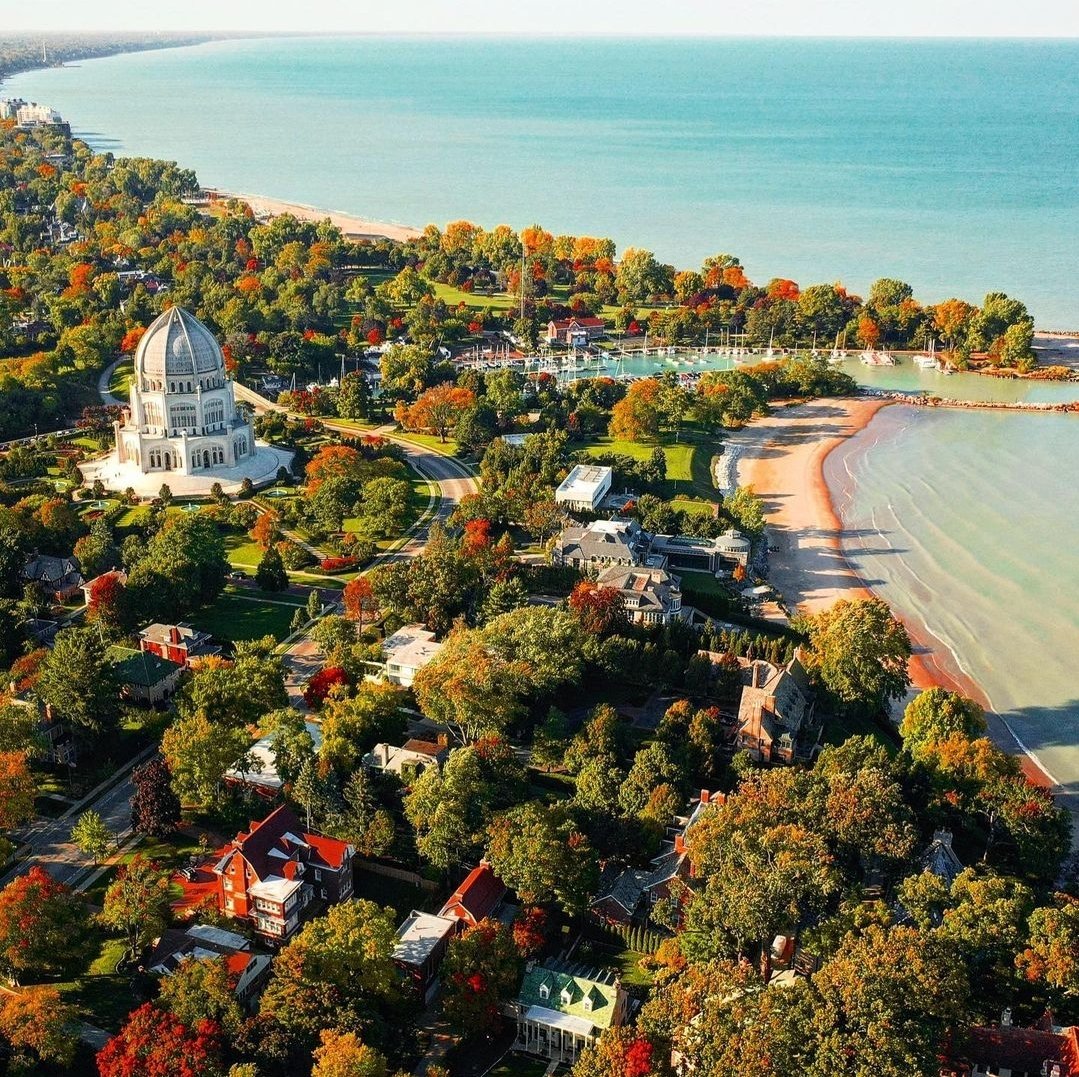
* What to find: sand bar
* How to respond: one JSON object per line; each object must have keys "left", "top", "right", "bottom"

{"left": 223, "top": 191, "right": 423, "bottom": 243}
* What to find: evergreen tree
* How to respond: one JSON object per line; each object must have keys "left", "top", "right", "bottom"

{"left": 256, "top": 545, "right": 289, "bottom": 591}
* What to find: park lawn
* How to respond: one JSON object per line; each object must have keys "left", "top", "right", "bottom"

{"left": 390, "top": 429, "right": 463, "bottom": 457}
{"left": 53, "top": 934, "right": 133, "bottom": 1033}
{"left": 109, "top": 360, "right": 133, "bottom": 399}
{"left": 194, "top": 587, "right": 306, "bottom": 643}
{"left": 431, "top": 281, "right": 516, "bottom": 312}
{"left": 113, "top": 504, "right": 151, "bottom": 529}
{"left": 223, "top": 532, "right": 265, "bottom": 569}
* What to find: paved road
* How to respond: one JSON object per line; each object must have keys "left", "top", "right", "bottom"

{"left": 1, "top": 748, "right": 154, "bottom": 889}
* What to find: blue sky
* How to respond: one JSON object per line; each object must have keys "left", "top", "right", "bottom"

{"left": 7, "top": 0, "right": 1079, "bottom": 36}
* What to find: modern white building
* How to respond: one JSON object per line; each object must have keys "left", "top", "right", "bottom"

{"left": 83, "top": 307, "right": 292, "bottom": 496}
{"left": 555, "top": 464, "right": 613, "bottom": 513}
{"left": 376, "top": 624, "right": 444, "bottom": 687}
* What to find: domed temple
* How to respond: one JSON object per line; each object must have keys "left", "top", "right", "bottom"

{"left": 83, "top": 308, "right": 292, "bottom": 497}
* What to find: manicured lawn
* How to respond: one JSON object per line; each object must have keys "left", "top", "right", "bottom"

{"left": 581, "top": 431, "right": 718, "bottom": 507}
{"left": 431, "top": 281, "right": 515, "bottom": 311}
{"left": 113, "top": 505, "right": 151, "bottom": 528}
{"left": 109, "top": 360, "right": 133, "bottom": 399}
{"left": 223, "top": 533, "right": 265, "bottom": 568}
{"left": 52, "top": 935, "right": 134, "bottom": 1033}
{"left": 194, "top": 587, "right": 307, "bottom": 643}
{"left": 391, "top": 430, "right": 464, "bottom": 457}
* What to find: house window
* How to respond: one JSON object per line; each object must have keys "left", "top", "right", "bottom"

{"left": 539, "top": 983, "right": 550, "bottom": 1000}
{"left": 314, "top": 869, "right": 321, "bottom": 882}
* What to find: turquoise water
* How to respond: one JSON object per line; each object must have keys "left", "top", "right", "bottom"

{"left": 827, "top": 405, "right": 1079, "bottom": 795}
{"left": 5, "top": 36, "right": 1079, "bottom": 326}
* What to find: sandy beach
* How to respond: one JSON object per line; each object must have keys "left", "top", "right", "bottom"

{"left": 223, "top": 191, "right": 423, "bottom": 243}
{"left": 729, "top": 396, "right": 1058, "bottom": 790}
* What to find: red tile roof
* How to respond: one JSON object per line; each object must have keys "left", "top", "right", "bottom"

{"left": 439, "top": 863, "right": 507, "bottom": 927}
{"left": 955, "top": 1024, "right": 1079, "bottom": 1076}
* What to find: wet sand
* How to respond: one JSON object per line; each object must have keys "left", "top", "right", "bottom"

{"left": 731, "top": 396, "right": 1054, "bottom": 789}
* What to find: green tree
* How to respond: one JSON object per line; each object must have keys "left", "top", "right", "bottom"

{"left": 177, "top": 636, "right": 287, "bottom": 728}
{"left": 900, "top": 687, "right": 987, "bottom": 756}
{"left": 71, "top": 809, "right": 113, "bottom": 864}
{"left": 256, "top": 544, "right": 289, "bottom": 591}
{"left": 100, "top": 855, "right": 171, "bottom": 954}
{"left": 35, "top": 624, "right": 121, "bottom": 737}
{"left": 802, "top": 597, "right": 912, "bottom": 712}
{"left": 158, "top": 955, "right": 244, "bottom": 1036}
{"left": 161, "top": 713, "right": 250, "bottom": 808}
{"left": 485, "top": 802, "right": 598, "bottom": 914}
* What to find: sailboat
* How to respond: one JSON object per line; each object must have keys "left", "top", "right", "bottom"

{"left": 913, "top": 338, "right": 939, "bottom": 369}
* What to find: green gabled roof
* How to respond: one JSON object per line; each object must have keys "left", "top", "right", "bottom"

{"left": 106, "top": 645, "right": 182, "bottom": 688}
{"left": 517, "top": 962, "right": 621, "bottom": 1030}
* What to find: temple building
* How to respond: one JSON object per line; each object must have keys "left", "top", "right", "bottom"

{"left": 83, "top": 307, "right": 292, "bottom": 496}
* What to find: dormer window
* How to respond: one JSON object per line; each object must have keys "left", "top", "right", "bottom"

{"left": 583, "top": 995, "right": 593, "bottom": 1012}
{"left": 538, "top": 983, "right": 550, "bottom": 1000}
{"left": 560, "top": 985, "right": 573, "bottom": 1006}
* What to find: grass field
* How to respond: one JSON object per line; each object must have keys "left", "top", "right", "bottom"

{"left": 195, "top": 587, "right": 306, "bottom": 642}
{"left": 109, "top": 360, "right": 133, "bottom": 399}
{"left": 53, "top": 935, "right": 132, "bottom": 1033}
{"left": 581, "top": 428, "right": 720, "bottom": 508}
{"left": 223, "top": 533, "right": 265, "bottom": 569}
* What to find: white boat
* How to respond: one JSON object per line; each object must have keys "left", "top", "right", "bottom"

{"left": 913, "top": 338, "right": 939, "bottom": 369}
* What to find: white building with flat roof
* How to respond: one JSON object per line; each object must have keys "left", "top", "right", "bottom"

{"left": 377, "top": 624, "right": 444, "bottom": 687}
{"left": 555, "top": 464, "right": 613, "bottom": 513}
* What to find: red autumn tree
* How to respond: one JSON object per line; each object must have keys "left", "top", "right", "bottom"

{"left": 343, "top": 575, "right": 376, "bottom": 626}
{"left": 573, "top": 1028, "right": 659, "bottom": 1077}
{"left": 96, "top": 1003, "right": 225, "bottom": 1077}
{"left": 766, "top": 278, "right": 800, "bottom": 301}
{"left": 86, "top": 572, "right": 128, "bottom": 628}
{"left": 303, "top": 666, "right": 349, "bottom": 709}
{"left": 857, "top": 315, "right": 881, "bottom": 348}
{"left": 441, "top": 919, "right": 521, "bottom": 1038}
{"left": 512, "top": 905, "right": 548, "bottom": 957}
{"left": 568, "top": 580, "right": 628, "bottom": 637}
{"left": 0, "top": 867, "right": 94, "bottom": 980}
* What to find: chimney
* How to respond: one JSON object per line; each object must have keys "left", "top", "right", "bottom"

{"left": 674, "top": 833, "right": 686, "bottom": 855}
{"left": 700, "top": 789, "right": 711, "bottom": 805}
{"left": 752, "top": 662, "right": 762, "bottom": 689}
{"left": 437, "top": 732, "right": 449, "bottom": 749}
{"left": 933, "top": 829, "right": 954, "bottom": 850}
{"left": 1001, "top": 1008, "right": 1012, "bottom": 1027}
{"left": 169, "top": 626, "right": 181, "bottom": 645}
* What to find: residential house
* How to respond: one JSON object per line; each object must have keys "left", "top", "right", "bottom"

{"left": 223, "top": 722, "right": 324, "bottom": 797}
{"left": 2, "top": 694, "right": 77, "bottom": 766}
{"left": 438, "top": 862, "right": 507, "bottom": 929}
{"left": 942, "top": 1015, "right": 1079, "bottom": 1077}
{"left": 106, "top": 645, "right": 183, "bottom": 705}
{"left": 393, "top": 911, "right": 457, "bottom": 998}
{"left": 363, "top": 739, "right": 449, "bottom": 780}
{"left": 595, "top": 564, "right": 684, "bottom": 626}
{"left": 555, "top": 519, "right": 649, "bottom": 571}
{"left": 590, "top": 791, "right": 725, "bottom": 924}
{"left": 375, "top": 624, "right": 443, "bottom": 688}
{"left": 81, "top": 569, "right": 127, "bottom": 606}
{"left": 896, "top": 830, "right": 965, "bottom": 926}
{"left": 146, "top": 923, "right": 272, "bottom": 1010}
{"left": 733, "top": 652, "right": 819, "bottom": 765}
{"left": 139, "top": 622, "right": 221, "bottom": 668}
{"left": 649, "top": 530, "right": 751, "bottom": 574}
{"left": 544, "top": 317, "right": 606, "bottom": 347}
{"left": 203, "top": 805, "right": 353, "bottom": 944}
{"left": 555, "top": 465, "right": 613, "bottom": 513}
{"left": 513, "top": 961, "right": 630, "bottom": 1064}
{"left": 22, "top": 554, "right": 84, "bottom": 603}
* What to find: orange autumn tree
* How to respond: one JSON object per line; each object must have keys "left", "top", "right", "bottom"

{"left": 342, "top": 575, "right": 376, "bottom": 626}
{"left": 856, "top": 315, "right": 881, "bottom": 349}
{"left": 396, "top": 384, "right": 476, "bottom": 442}
{"left": 0, "top": 752, "right": 35, "bottom": 831}
{"left": 250, "top": 510, "right": 281, "bottom": 548}
{"left": 120, "top": 325, "right": 146, "bottom": 354}
{"left": 305, "top": 445, "right": 363, "bottom": 492}
{"left": 0, "top": 984, "right": 79, "bottom": 1068}
{"left": 609, "top": 377, "right": 663, "bottom": 441}
{"left": 311, "top": 1029, "right": 389, "bottom": 1077}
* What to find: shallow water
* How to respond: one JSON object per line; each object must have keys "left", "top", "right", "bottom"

{"left": 826, "top": 404, "right": 1079, "bottom": 794}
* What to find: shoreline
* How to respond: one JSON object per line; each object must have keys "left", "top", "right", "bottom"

{"left": 219, "top": 190, "right": 422, "bottom": 244}
{"left": 732, "top": 396, "right": 1057, "bottom": 790}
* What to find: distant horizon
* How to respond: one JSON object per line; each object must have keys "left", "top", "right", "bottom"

{"left": 4, "top": 0, "right": 1078, "bottom": 39}
{"left": 10, "top": 31, "right": 1079, "bottom": 40}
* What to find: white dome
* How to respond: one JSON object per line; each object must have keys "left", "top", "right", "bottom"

{"left": 135, "top": 307, "right": 225, "bottom": 381}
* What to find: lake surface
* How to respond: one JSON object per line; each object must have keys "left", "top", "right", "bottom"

{"left": 827, "top": 405, "right": 1079, "bottom": 796}
{"left": 5, "top": 35, "right": 1079, "bottom": 326}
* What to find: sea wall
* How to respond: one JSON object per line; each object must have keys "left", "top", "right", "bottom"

{"left": 859, "top": 388, "right": 1079, "bottom": 413}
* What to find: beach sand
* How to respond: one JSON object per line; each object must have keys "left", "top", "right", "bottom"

{"left": 731, "top": 396, "right": 1056, "bottom": 790}
{"left": 223, "top": 191, "right": 422, "bottom": 243}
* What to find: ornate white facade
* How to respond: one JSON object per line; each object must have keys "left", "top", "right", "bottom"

{"left": 114, "top": 307, "right": 255, "bottom": 475}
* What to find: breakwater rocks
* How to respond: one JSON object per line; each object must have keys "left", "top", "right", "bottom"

{"left": 859, "top": 389, "right": 1079, "bottom": 413}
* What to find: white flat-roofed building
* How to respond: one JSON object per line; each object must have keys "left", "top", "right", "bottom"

{"left": 393, "top": 910, "right": 457, "bottom": 995}
{"left": 378, "top": 624, "right": 444, "bottom": 687}
{"left": 224, "top": 721, "right": 323, "bottom": 796}
{"left": 555, "top": 464, "right": 612, "bottom": 513}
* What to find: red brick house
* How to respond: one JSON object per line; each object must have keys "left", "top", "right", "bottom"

{"left": 139, "top": 622, "right": 221, "bottom": 667}
{"left": 207, "top": 805, "right": 353, "bottom": 944}
{"left": 544, "top": 316, "right": 606, "bottom": 347}
{"left": 942, "top": 1017, "right": 1079, "bottom": 1076}
{"left": 438, "top": 862, "right": 507, "bottom": 929}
